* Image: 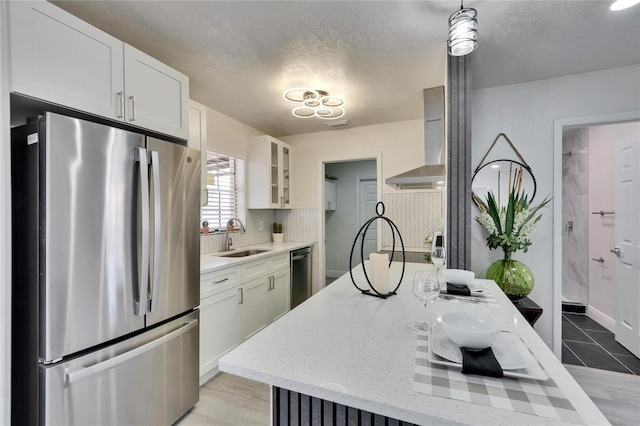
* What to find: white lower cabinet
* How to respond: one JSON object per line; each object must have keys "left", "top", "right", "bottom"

{"left": 199, "top": 252, "right": 292, "bottom": 383}
{"left": 268, "top": 267, "right": 290, "bottom": 323}
{"left": 240, "top": 276, "right": 270, "bottom": 341}
{"left": 199, "top": 286, "right": 241, "bottom": 385}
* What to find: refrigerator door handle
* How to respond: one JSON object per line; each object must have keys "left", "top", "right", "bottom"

{"left": 149, "top": 150, "right": 162, "bottom": 312}
{"left": 136, "top": 147, "right": 149, "bottom": 316}
{"left": 64, "top": 319, "right": 198, "bottom": 384}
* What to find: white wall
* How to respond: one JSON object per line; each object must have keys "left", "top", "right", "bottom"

{"left": 588, "top": 122, "right": 640, "bottom": 331}
{"left": 325, "top": 160, "right": 377, "bottom": 276}
{"left": 281, "top": 119, "right": 426, "bottom": 208}
{"left": 205, "top": 106, "right": 264, "bottom": 160}
{"left": 472, "top": 65, "right": 640, "bottom": 351}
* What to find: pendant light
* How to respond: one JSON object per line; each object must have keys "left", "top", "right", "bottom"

{"left": 448, "top": 1, "right": 478, "bottom": 56}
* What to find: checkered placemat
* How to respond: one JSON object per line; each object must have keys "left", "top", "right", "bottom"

{"left": 413, "top": 332, "right": 584, "bottom": 424}
{"left": 438, "top": 287, "right": 500, "bottom": 308}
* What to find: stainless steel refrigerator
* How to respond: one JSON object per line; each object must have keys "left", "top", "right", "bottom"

{"left": 11, "top": 112, "right": 201, "bottom": 425}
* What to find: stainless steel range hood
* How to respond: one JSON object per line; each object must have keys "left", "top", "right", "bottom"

{"left": 385, "top": 86, "right": 446, "bottom": 190}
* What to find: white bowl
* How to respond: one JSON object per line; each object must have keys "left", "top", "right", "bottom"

{"left": 442, "top": 269, "right": 475, "bottom": 286}
{"left": 441, "top": 312, "right": 501, "bottom": 349}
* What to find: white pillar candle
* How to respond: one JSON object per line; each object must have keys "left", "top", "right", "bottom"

{"left": 369, "top": 253, "right": 389, "bottom": 295}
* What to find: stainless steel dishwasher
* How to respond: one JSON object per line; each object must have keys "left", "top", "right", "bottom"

{"left": 290, "top": 246, "right": 312, "bottom": 309}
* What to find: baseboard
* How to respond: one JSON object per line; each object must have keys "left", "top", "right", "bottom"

{"left": 199, "top": 366, "right": 219, "bottom": 386}
{"left": 562, "top": 302, "right": 586, "bottom": 314}
{"left": 587, "top": 305, "right": 615, "bottom": 332}
{"left": 326, "top": 269, "right": 347, "bottom": 279}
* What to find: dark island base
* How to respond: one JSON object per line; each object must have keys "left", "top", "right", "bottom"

{"left": 272, "top": 387, "right": 417, "bottom": 426}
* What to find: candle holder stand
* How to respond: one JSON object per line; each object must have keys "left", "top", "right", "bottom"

{"left": 349, "top": 202, "right": 405, "bottom": 298}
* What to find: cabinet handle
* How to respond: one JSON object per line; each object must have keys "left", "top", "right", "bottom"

{"left": 129, "top": 95, "right": 137, "bottom": 122}
{"left": 280, "top": 196, "right": 284, "bottom": 208}
{"left": 213, "top": 277, "right": 229, "bottom": 285}
{"left": 238, "top": 287, "right": 243, "bottom": 304}
{"left": 271, "top": 276, "right": 275, "bottom": 290}
{"left": 117, "top": 91, "right": 124, "bottom": 118}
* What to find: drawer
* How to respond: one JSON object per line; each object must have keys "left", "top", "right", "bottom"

{"left": 200, "top": 268, "right": 238, "bottom": 298}
{"left": 241, "top": 259, "right": 268, "bottom": 283}
{"left": 269, "top": 252, "right": 290, "bottom": 273}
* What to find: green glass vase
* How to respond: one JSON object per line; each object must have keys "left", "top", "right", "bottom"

{"left": 486, "top": 253, "right": 534, "bottom": 300}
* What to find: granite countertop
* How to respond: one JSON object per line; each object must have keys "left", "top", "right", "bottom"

{"left": 200, "top": 241, "right": 314, "bottom": 273}
{"left": 219, "top": 262, "right": 608, "bottom": 425}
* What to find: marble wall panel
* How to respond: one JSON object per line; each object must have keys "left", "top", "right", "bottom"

{"left": 561, "top": 127, "right": 589, "bottom": 305}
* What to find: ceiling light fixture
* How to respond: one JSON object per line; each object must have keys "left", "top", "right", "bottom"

{"left": 447, "top": 1, "right": 478, "bottom": 56}
{"left": 610, "top": 0, "right": 640, "bottom": 10}
{"left": 283, "top": 88, "right": 345, "bottom": 119}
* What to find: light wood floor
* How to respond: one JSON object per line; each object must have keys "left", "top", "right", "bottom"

{"left": 177, "top": 367, "right": 640, "bottom": 425}
{"left": 565, "top": 365, "right": 640, "bottom": 426}
{"left": 176, "top": 373, "right": 270, "bottom": 425}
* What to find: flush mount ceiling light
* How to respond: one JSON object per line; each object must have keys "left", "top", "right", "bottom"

{"left": 283, "top": 88, "right": 345, "bottom": 119}
{"left": 447, "top": 1, "right": 478, "bottom": 56}
{"left": 610, "top": 0, "right": 640, "bottom": 10}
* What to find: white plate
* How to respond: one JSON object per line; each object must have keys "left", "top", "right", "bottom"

{"left": 428, "top": 324, "right": 547, "bottom": 380}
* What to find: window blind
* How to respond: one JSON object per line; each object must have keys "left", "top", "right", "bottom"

{"left": 201, "top": 152, "right": 245, "bottom": 231}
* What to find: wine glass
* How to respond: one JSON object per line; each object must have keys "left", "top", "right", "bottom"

{"left": 431, "top": 246, "right": 446, "bottom": 284}
{"left": 412, "top": 271, "right": 441, "bottom": 331}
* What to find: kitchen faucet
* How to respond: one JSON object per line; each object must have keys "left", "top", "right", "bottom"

{"left": 224, "top": 218, "right": 245, "bottom": 251}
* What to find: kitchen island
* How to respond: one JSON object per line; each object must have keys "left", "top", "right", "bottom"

{"left": 219, "top": 262, "right": 608, "bottom": 425}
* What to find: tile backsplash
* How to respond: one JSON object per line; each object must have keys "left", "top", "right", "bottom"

{"left": 200, "top": 209, "right": 275, "bottom": 255}
{"left": 200, "top": 208, "right": 319, "bottom": 255}
{"left": 381, "top": 191, "right": 444, "bottom": 250}
{"left": 275, "top": 209, "right": 318, "bottom": 243}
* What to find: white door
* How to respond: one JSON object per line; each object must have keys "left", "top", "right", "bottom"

{"left": 358, "top": 179, "right": 378, "bottom": 264}
{"left": 614, "top": 133, "right": 640, "bottom": 357}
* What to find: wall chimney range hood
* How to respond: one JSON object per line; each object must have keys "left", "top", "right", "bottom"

{"left": 385, "top": 86, "right": 446, "bottom": 190}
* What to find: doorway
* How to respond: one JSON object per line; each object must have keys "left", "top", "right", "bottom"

{"left": 556, "top": 115, "right": 640, "bottom": 374}
{"left": 323, "top": 159, "right": 377, "bottom": 286}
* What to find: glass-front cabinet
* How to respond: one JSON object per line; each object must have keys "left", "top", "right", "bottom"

{"left": 248, "top": 135, "right": 292, "bottom": 209}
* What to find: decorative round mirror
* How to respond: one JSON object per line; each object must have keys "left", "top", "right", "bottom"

{"left": 472, "top": 160, "right": 537, "bottom": 207}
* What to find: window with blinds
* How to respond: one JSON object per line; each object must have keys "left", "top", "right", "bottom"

{"left": 201, "top": 151, "right": 245, "bottom": 231}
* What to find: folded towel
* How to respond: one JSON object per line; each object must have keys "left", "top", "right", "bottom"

{"left": 460, "top": 347, "right": 504, "bottom": 377}
{"left": 446, "top": 283, "right": 471, "bottom": 296}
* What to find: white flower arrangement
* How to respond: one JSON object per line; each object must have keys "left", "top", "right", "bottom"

{"left": 475, "top": 170, "right": 551, "bottom": 257}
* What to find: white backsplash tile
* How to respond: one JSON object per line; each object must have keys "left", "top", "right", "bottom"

{"left": 381, "top": 191, "right": 444, "bottom": 250}
{"left": 275, "top": 209, "right": 318, "bottom": 242}
{"left": 200, "top": 209, "right": 275, "bottom": 255}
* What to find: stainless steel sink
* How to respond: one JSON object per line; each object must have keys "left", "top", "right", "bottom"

{"left": 216, "top": 249, "right": 271, "bottom": 258}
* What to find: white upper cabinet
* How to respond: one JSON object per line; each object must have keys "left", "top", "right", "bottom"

{"left": 8, "top": 1, "right": 124, "bottom": 120}
{"left": 123, "top": 44, "right": 189, "bottom": 139}
{"left": 324, "top": 178, "right": 337, "bottom": 210}
{"left": 188, "top": 100, "right": 208, "bottom": 206}
{"left": 247, "top": 135, "right": 292, "bottom": 209}
{"left": 7, "top": 1, "right": 189, "bottom": 140}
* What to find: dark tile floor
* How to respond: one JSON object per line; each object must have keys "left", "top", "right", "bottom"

{"left": 562, "top": 313, "right": 640, "bottom": 375}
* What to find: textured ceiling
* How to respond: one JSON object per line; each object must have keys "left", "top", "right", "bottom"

{"left": 51, "top": 1, "right": 640, "bottom": 137}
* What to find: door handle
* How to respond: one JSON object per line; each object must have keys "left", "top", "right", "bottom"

{"left": 148, "top": 151, "right": 161, "bottom": 312}
{"left": 239, "top": 287, "right": 244, "bottom": 304}
{"left": 135, "top": 148, "right": 149, "bottom": 316}
{"left": 65, "top": 319, "right": 198, "bottom": 384}
{"left": 129, "top": 95, "right": 137, "bottom": 121}
{"left": 116, "top": 91, "right": 125, "bottom": 118}
{"left": 610, "top": 248, "right": 621, "bottom": 256}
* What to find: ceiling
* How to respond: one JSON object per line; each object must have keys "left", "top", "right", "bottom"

{"left": 51, "top": 1, "right": 640, "bottom": 138}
